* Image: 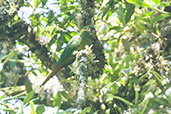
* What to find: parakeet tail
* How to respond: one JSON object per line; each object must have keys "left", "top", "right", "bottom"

{"left": 40, "top": 65, "right": 61, "bottom": 87}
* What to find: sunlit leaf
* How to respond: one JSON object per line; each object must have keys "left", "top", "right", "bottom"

{"left": 101, "top": 0, "right": 110, "bottom": 9}
{"left": 36, "top": 105, "right": 45, "bottom": 114}
{"left": 14, "top": 15, "right": 18, "bottom": 21}
{"left": 0, "top": 95, "right": 6, "bottom": 100}
{"left": 64, "top": 34, "right": 71, "bottom": 41}
{"left": 120, "top": 79, "right": 126, "bottom": 86}
{"left": 53, "top": 92, "right": 62, "bottom": 108}
{"left": 80, "top": 107, "right": 91, "bottom": 114}
{"left": 24, "top": 90, "right": 35, "bottom": 104}
{"left": 34, "top": 0, "right": 41, "bottom": 8}
{"left": 103, "top": 75, "right": 111, "bottom": 84}
{"left": 126, "top": 0, "right": 150, "bottom": 7}
{"left": 153, "top": 0, "right": 160, "bottom": 5}
{"left": 30, "top": 101, "right": 36, "bottom": 114}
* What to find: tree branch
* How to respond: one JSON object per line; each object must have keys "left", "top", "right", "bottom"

{"left": 79, "top": 0, "right": 106, "bottom": 78}
{"left": 76, "top": 50, "right": 89, "bottom": 109}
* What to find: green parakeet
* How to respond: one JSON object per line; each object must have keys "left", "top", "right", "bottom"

{"left": 40, "top": 30, "right": 92, "bottom": 87}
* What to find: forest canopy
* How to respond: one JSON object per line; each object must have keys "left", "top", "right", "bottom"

{"left": 0, "top": 0, "right": 171, "bottom": 113}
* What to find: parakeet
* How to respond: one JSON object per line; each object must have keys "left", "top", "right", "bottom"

{"left": 40, "top": 30, "right": 92, "bottom": 87}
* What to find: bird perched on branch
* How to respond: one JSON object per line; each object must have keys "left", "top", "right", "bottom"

{"left": 40, "top": 30, "right": 92, "bottom": 87}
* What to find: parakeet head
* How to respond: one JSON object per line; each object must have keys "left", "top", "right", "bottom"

{"left": 80, "top": 30, "right": 93, "bottom": 47}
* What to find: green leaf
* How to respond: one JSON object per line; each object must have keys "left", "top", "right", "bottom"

{"left": 107, "top": 94, "right": 133, "bottom": 105}
{"left": 60, "top": 5, "right": 78, "bottom": 13}
{"left": 134, "top": 21, "right": 146, "bottom": 33}
{"left": 47, "top": 34, "right": 57, "bottom": 50}
{"left": 151, "top": 70, "right": 164, "bottom": 85}
{"left": 57, "top": 33, "right": 68, "bottom": 51}
{"left": 14, "top": 15, "right": 18, "bottom": 21}
{"left": 122, "top": 39, "right": 130, "bottom": 52}
{"left": 101, "top": 0, "right": 110, "bottom": 9}
{"left": 103, "top": 75, "right": 111, "bottom": 84}
{"left": 42, "top": 0, "right": 48, "bottom": 7}
{"left": 110, "top": 83, "right": 119, "bottom": 94}
{"left": 153, "top": 0, "right": 160, "bottom": 5}
{"left": 93, "top": 111, "right": 99, "bottom": 114}
{"left": 0, "top": 95, "right": 6, "bottom": 100}
{"left": 2, "top": 108, "right": 16, "bottom": 114}
{"left": 53, "top": 92, "right": 62, "bottom": 108}
{"left": 126, "top": 0, "right": 149, "bottom": 7}
{"left": 25, "top": 79, "right": 33, "bottom": 93}
{"left": 23, "top": 90, "right": 35, "bottom": 104}
{"left": 30, "top": 101, "right": 36, "bottom": 114}
{"left": 106, "top": 93, "right": 114, "bottom": 102}
{"left": 126, "top": 0, "right": 142, "bottom": 6}
{"left": 117, "top": 4, "right": 125, "bottom": 25}
{"left": 106, "top": 10, "right": 113, "bottom": 20}
{"left": 59, "top": 108, "right": 77, "bottom": 114}
{"left": 80, "top": 107, "right": 91, "bottom": 114}
{"left": 34, "top": 0, "right": 41, "bottom": 8}
{"left": 150, "top": 14, "right": 168, "bottom": 26}
{"left": 64, "top": 34, "right": 71, "bottom": 41}
{"left": 125, "top": 3, "right": 135, "bottom": 24}
{"left": 36, "top": 105, "right": 45, "bottom": 114}
{"left": 120, "top": 79, "right": 126, "bottom": 86}
{"left": 32, "top": 70, "right": 38, "bottom": 76}
{"left": 47, "top": 11, "right": 56, "bottom": 25}
{"left": 8, "top": 61, "right": 16, "bottom": 69}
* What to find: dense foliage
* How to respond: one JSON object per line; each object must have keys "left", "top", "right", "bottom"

{"left": 0, "top": 0, "right": 170, "bottom": 113}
